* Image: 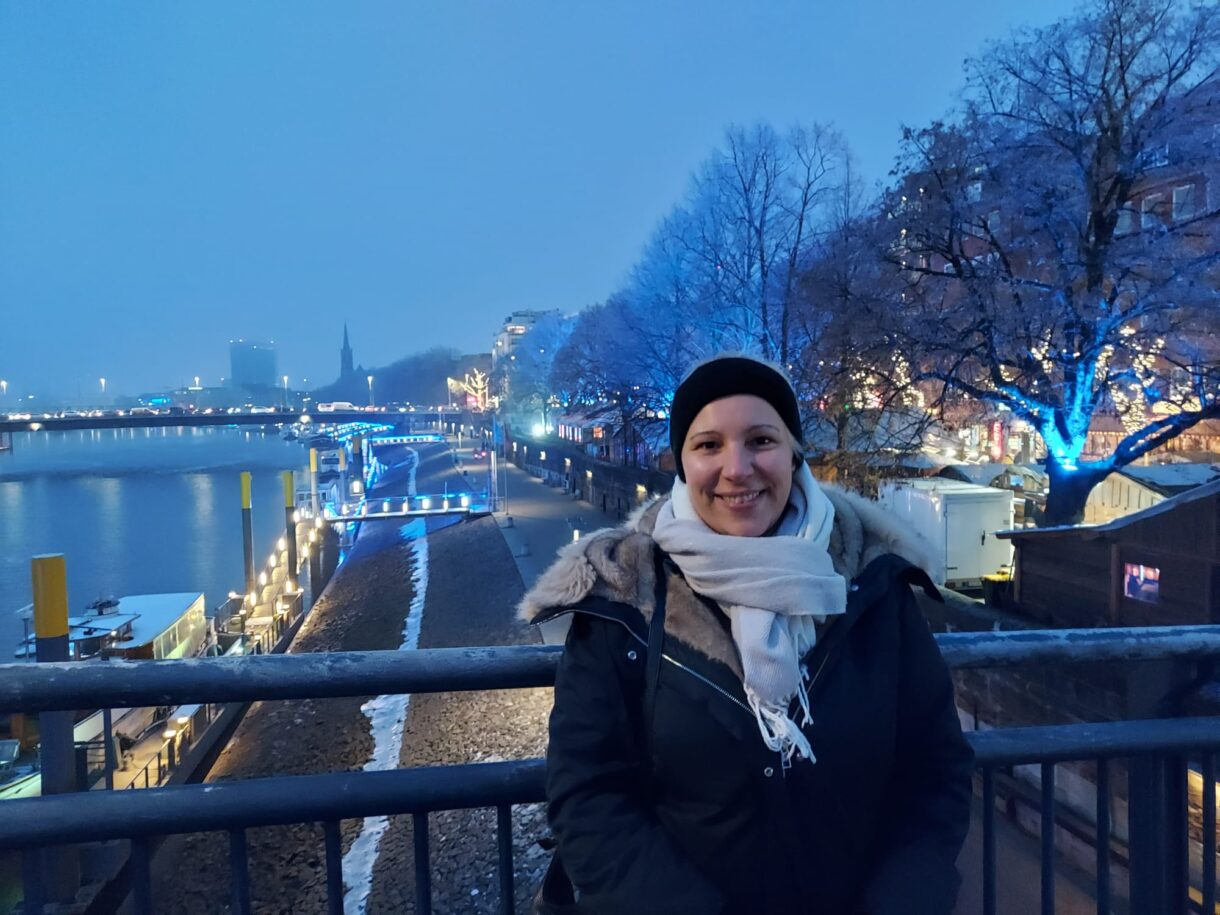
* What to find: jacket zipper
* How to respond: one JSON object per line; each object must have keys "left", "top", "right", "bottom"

{"left": 546, "top": 606, "right": 754, "bottom": 715}
{"left": 549, "top": 599, "right": 869, "bottom": 721}
{"left": 659, "top": 653, "right": 754, "bottom": 715}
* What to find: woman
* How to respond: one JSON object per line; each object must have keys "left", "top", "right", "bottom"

{"left": 521, "top": 355, "right": 973, "bottom": 914}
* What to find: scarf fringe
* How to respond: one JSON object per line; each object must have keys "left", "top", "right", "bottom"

{"left": 747, "top": 685, "right": 816, "bottom": 765}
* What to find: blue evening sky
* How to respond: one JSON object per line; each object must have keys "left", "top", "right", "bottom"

{"left": 0, "top": 1, "right": 1075, "bottom": 401}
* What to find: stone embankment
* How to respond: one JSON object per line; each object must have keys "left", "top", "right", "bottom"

{"left": 147, "top": 446, "right": 552, "bottom": 914}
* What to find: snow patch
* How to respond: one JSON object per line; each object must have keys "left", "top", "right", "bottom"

{"left": 341, "top": 517, "right": 429, "bottom": 915}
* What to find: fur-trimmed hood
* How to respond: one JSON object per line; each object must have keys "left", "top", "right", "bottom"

{"left": 518, "top": 485, "right": 936, "bottom": 675}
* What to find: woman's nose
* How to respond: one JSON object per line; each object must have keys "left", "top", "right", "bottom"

{"left": 721, "top": 443, "right": 753, "bottom": 479}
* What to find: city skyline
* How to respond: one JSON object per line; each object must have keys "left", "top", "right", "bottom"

{"left": 0, "top": 0, "right": 1077, "bottom": 400}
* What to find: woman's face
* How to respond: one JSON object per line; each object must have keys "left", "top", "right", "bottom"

{"left": 681, "top": 394, "right": 795, "bottom": 537}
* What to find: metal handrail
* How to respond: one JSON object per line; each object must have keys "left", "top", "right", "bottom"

{"left": 3, "top": 717, "right": 1219, "bottom": 850}
{"left": 6, "top": 625, "right": 1220, "bottom": 915}
{"left": 3, "top": 625, "right": 1220, "bottom": 713}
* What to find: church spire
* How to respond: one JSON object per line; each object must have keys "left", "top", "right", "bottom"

{"left": 340, "top": 322, "right": 354, "bottom": 378}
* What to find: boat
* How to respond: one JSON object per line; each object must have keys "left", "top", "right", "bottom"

{"left": 13, "top": 592, "right": 209, "bottom": 661}
{"left": 4, "top": 593, "right": 215, "bottom": 800}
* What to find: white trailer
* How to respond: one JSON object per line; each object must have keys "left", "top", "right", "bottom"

{"left": 878, "top": 479, "right": 1015, "bottom": 589}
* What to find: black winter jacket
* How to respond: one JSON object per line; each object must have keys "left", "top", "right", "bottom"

{"left": 522, "top": 493, "right": 974, "bottom": 915}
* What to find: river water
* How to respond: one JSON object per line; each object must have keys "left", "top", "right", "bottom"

{"left": 0, "top": 427, "right": 308, "bottom": 658}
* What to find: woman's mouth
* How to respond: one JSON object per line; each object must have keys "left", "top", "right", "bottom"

{"left": 716, "top": 490, "right": 763, "bottom": 507}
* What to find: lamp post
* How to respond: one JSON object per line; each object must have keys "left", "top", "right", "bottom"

{"left": 99, "top": 377, "right": 106, "bottom": 396}
{"left": 367, "top": 374, "right": 374, "bottom": 408}
{"left": 1, "top": 379, "right": 7, "bottom": 398}
{"left": 282, "top": 375, "right": 289, "bottom": 408}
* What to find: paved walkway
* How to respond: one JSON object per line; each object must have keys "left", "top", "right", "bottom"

{"left": 440, "top": 443, "right": 616, "bottom": 643}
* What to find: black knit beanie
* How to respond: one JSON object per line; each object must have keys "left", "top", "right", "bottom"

{"left": 669, "top": 355, "right": 803, "bottom": 481}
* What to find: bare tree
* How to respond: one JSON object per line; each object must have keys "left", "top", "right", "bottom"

{"left": 890, "top": 0, "right": 1220, "bottom": 524}
{"left": 499, "top": 313, "right": 574, "bottom": 430}
{"left": 790, "top": 177, "right": 945, "bottom": 491}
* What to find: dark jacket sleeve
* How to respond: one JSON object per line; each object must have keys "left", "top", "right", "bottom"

{"left": 546, "top": 612, "right": 728, "bottom": 914}
{"left": 864, "top": 585, "right": 975, "bottom": 915}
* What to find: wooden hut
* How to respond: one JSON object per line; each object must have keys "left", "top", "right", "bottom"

{"left": 996, "top": 479, "right": 1220, "bottom": 628}
{"left": 1082, "top": 463, "right": 1220, "bottom": 525}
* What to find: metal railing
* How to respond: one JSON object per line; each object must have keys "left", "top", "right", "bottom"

{"left": 2, "top": 626, "right": 1220, "bottom": 914}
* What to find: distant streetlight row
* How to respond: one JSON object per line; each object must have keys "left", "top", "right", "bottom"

{"left": 0, "top": 374, "right": 316, "bottom": 400}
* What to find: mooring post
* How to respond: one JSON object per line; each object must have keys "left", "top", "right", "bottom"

{"left": 338, "top": 446, "right": 349, "bottom": 509}
{"left": 240, "top": 472, "right": 255, "bottom": 607}
{"left": 31, "top": 554, "right": 81, "bottom": 900}
{"left": 352, "top": 434, "right": 364, "bottom": 486}
{"left": 283, "top": 470, "right": 299, "bottom": 590}
{"left": 308, "top": 522, "right": 323, "bottom": 607}
{"left": 309, "top": 447, "right": 320, "bottom": 517}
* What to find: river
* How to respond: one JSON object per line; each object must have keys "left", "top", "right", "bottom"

{"left": 0, "top": 426, "right": 308, "bottom": 658}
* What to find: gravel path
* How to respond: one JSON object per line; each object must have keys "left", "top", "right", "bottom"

{"left": 364, "top": 516, "right": 550, "bottom": 915}
{"left": 144, "top": 442, "right": 552, "bottom": 915}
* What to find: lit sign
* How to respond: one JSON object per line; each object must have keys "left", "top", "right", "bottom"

{"left": 1123, "top": 563, "right": 1160, "bottom": 603}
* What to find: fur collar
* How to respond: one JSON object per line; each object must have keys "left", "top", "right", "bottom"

{"left": 518, "top": 485, "right": 936, "bottom": 677}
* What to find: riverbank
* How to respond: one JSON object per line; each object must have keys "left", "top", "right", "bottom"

{"left": 145, "top": 441, "right": 548, "bottom": 913}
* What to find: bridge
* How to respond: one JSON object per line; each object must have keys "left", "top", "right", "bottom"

{"left": 0, "top": 408, "right": 467, "bottom": 435}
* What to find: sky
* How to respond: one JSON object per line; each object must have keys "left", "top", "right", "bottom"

{"left": 0, "top": 0, "right": 1078, "bottom": 402}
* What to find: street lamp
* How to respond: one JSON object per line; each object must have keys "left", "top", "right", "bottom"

{"left": 99, "top": 377, "right": 106, "bottom": 395}
{"left": 367, "top": 374, "right": 374, "bottom": 407}
{"left": 282, "top": 375, "right": 289, "bottom": 408}
{"left": 0, "top": 380, "right": 7, "bottom": 398}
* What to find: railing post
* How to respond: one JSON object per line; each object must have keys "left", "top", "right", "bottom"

{"left": 1126, "top": 658, "right": 1194, "bottom": 913}
{"left": 102, "top": 707, "right": 116, "bottom": 790}
{"left": 1129, "top": 753, "right": 1187, "bottom": 912}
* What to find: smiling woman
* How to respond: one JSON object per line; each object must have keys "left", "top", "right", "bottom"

{"left": 524, "top": 353, "right": 974, "bottom": 914}
{"left": 670, "top": 357, "right": 806, "bottom": 537}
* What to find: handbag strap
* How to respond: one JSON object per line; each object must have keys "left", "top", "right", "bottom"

{"left": 534, "top": 546, "right": 671, "bottom": 914}
{"left": 643, "top": 545, "right": 668, "bottom": 738}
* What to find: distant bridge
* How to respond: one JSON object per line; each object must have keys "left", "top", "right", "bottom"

{"left": 0, "top": 409, "right": 466, "bottom": 435}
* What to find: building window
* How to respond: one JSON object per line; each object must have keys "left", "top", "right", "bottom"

{"left": 1141, "top": 194, "right": 1164, "bottom": 231}
{"left": 1123, "top": 563, "right": 1160, "bottom": 603}
{"left": 965, "top": 181, "right": 983, "bottom": 203}
{"left": 1136, "top": 144, "right": 1170, "bottom": 170}
{"left": 1172, "top": 184, "right": 1196, "bottom": 223}
{"left": 1115, "top": 206, "right": 1136, "bottom": 236}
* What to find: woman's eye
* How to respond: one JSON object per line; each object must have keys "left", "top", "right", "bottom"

{"left": 752, "top": 436, "right": 775, "bottom": 446}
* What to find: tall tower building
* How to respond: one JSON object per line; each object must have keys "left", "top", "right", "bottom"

{"left": 229, "top": 340, "right": 277, "bottom": 391}
{"left": 340, "top": 323, "right": 355, "bottom": 378}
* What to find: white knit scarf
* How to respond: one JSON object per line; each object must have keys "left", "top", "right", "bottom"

{"left": 651, "top": 464, "right": 848, "bottom": 763}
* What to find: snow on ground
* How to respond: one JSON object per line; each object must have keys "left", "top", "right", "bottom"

{"left": 342, "top": 517, "right": 429, "bottom": 915}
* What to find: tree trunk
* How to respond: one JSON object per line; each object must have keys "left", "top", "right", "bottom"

{"left": 1041, "top": 463, "right": 1108, "bottom": 527}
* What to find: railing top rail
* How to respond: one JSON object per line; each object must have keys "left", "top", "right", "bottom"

{"left": 2, "top": 626, "right": 1220, "bottom": 714}
{"left": 0, "top": 759, "right": 549, "bottom": 850}
{"left": 937, "top": 623, "right": 1220, "bottom": 669}
{"left": 4, "top": 717, "right": 1220, "bottom": 850}
{"left": 0, "top": 645, "right": 562, "bottom": 713}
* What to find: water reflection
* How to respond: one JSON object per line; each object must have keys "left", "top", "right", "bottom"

{"left": 0, "top": 428, "right": 306, "bottom": 656}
